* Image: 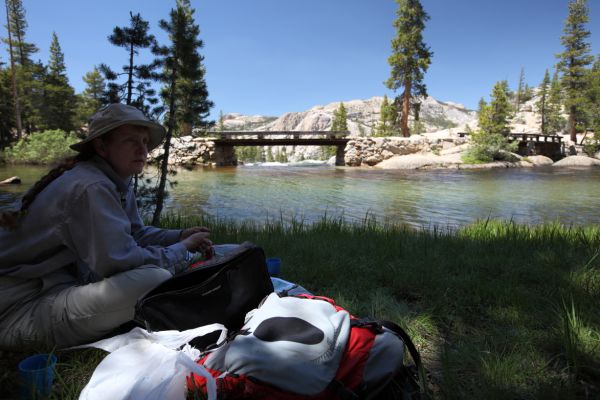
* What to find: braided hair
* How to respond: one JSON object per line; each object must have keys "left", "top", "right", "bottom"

{"left": 0, "top": 150, "right": 94, "bottom": 230}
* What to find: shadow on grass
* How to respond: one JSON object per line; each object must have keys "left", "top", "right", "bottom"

{"left": 200, "top": 216, "right": 600, "bottom": 399}
{"left": 1, "top": 216, "right": 599, "bottom": 399}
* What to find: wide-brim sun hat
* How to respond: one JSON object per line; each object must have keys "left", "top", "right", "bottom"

{"left": 70, "top": 103, "right": 166, "bottom": 152}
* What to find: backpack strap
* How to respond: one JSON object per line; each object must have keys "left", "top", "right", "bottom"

{"left": 380, "top": 320, "right": 429, "bottom": 399}
{"left": 327, "top": 379, "right": 360, "bottom": 400}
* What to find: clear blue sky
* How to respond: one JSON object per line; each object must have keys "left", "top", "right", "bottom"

{"left": 3, "top": 0, "right": 599, "bottom": 117}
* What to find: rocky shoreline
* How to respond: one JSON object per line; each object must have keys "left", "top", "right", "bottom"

{"left": 148, "top": 132, "right": 600, "bottom": 170}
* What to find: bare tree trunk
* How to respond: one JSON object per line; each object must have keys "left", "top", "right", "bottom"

{"left": 151, "top": 63, "right": 178, "bottom": 226}
{"left": 540, "top": 97, "right": 546, "bottom": 135}
{"left": 127, "top": 41, "right": 134, "bottom": 105}
{"left": 568, "top": 107, "right": 577, "bottom": 143}
{"left": 182, "top": 122, "right": 192, "bottom": 136}
{"left": 5, "top": 0, "right": 22, "bottom": 139}
{"left": 401, "top": 78, "right": 411, "bottom": 137}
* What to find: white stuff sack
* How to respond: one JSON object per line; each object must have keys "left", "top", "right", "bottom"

{"left": 202, "top": 293, "right": 351, "bottom": 395}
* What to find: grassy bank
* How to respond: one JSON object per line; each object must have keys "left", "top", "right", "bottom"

{"left": 1, "top": 217, "right": 599, "bottom": 399}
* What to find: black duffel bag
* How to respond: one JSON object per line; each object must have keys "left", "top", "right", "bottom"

{"left": 134, "top": 242, "right": 274, "bottom": 334}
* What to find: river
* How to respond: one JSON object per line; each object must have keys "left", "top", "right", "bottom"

{"left": 1, "top": 163, "right": 599, "bottom": 228}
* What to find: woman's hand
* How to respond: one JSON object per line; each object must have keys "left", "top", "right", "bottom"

{"left": 180, "top": 226, "right": 210, "bottom": 240}
{"left": 181, "top": 231, "right": 212, "bottom": 254}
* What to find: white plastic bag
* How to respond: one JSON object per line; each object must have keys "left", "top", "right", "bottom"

{"left": 76, "top": 324, "right": 226, "bottom": 400}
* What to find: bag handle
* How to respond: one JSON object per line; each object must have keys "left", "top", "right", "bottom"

{"left": 381, "top": 320, "right": 429, "bottom": 399}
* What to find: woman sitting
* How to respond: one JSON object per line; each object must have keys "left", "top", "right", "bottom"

{"left": 0, "top": 103, "right": 212, "bottom": 349}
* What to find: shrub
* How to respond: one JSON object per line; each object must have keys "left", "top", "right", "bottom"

{"left": 582, "top": 131, "right": 599, "bottom": 157}
{"left": 462, "top": 131, "right": 518, "bottom": 163}
{"left": 1, "top": 130, "right": 79, "bottom": 164}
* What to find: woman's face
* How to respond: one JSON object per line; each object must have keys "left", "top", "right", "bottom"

{"left": 93, "top": 124, "right": 150, "bottom": 179}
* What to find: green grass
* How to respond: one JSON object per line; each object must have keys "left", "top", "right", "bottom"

{"left": 2, "top": 217, "right": 599, "bottom": 399}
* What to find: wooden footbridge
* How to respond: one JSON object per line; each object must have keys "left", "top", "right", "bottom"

{"left": 213, "top": 131, "right": 351, "bottom": 166}
{"left": 507, "top": 133, "right": 564, "bottom": 160}
{"left": 459, "top": 132, "right": 564, "bottom": 160}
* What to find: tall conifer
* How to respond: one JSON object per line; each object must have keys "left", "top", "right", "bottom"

{"left": 3, "top": 0, "right": 21, "bottom": 138}
{"left": 547, "top": 69, "right": 566, "bottom": 134}
{"left": 557, "top": 0, "right": 593, "bottom": 142}
{"left": 0, "top": 63, "right": 14, "bottom": 145}
{"left": 82, "top": 67, "right": 106, "bottom": 103}
{"left": 385, "top": 0, "right": 432, "bottom": 137}
{"left": 331, "top": 101, "right": 348, "bottom": 132}
{"left": 376, "top": 95, "right": 395, "bottom": 136}
{"left": 536, "top": 70, "right": 551, "bottom": 134}
{"left": 103, "top": 12, "right": 157, "bottom": 111}
{"left": 171, "top": 0, "right": 213, "bottom": 136}
{"left": 151, "top": 0, "right": 213, "bottom": 224}
{"left": 467, "top": 84, "right": 516, "bottom": 162}
{"left": 488, "top": 81, "right": 513, "bottom": 135}
{"left": 42, "top": 32, "right": 76, "bottom": 131}
{"left": 4, "top": 0, "right": 40, "bottom": 135}
{"left": 74, "top": 67, "right": 106, "bottom": 128}
{"left": 516, "top": 67, "right": 525, "bottom": 111}
{"left": 585, "top": 57, "right": 600, "bottom": 135}
{"left": 4, "top": 0, "right": 36, "bottom": 66}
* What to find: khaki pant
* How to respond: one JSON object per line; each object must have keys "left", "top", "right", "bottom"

{"left": 0, "top": 265, "right": 171, "bottom": 349}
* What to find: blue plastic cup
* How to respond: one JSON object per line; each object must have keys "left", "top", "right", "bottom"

{"left": 18, "top": 353, "right": 57, "bottom": 399}
{"left": 266, "top": 257, "right": 282, "bottom": 277}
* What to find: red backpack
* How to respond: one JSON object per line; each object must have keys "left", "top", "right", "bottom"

{"left": 186, "top": 292, "right": 427, "bottom": 399}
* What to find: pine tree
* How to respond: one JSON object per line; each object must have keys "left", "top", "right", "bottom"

{"left": 516, "top": 67, "right": 525, "bottom": 111}
{"left": 83, "top": 67, "right": 106, "bottom": 102}
{"left": 0, "top": 63, "right": 15, "bottom": 146}
{"left": 385, "top": 0, "right": 432, "bottom": 137}
{"left": 557, "top": 0, "right": 594, "bottom": 142}
{"left": 3, "top": 0, "right": 21, "bottom": 138}
{"left": 375, "top": 95, "right": 395, "bottom": 136}
{"left": 74, "top": 67, "right": 106, "bottom": 128}
{"left": 487, "top": 80, "right": 513, "bottom": 135}
{"left": 585, "top": 56, "right": 600, "bottom": 135}
{"left": 48, "top": 32, "right": 65, "bottom": 78}
{"left": 331, "top": 101, "right": 348, "bottom": 132}
{"left": 4, "top": 0, "right": 42, "bottom": 136}
{"left": 536, "top": 69, "right": 551, "bottom": 134}
{"left": 102, "top": 12, "right": 158, "bottom": 113}
{"left": 151, "top": 0, "right": 213, "bottom": 224}
{"left": 467, "top": 83, "right": 517, "bottom": 162}
{"left": 522, "top": 84, "right": 534, "bottom": 104}
{"left": 41, "top": 32, "right": 76, "bottom": 132}
{"left": 218, "top": 110, "right": 225, "bottom": 132}
{"left": 3, "top": 0, "right": 36, "bottom": 66}
{"left": 172, "top": 1, "right": 213, "bottom": 137}
{"left": 547, "top": 69, "right": 566, "bottom": 134}
{"left": 477, "top": 98, "right": 492, "bottom": 134}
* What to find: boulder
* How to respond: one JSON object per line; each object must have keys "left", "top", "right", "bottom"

{"left": 0, "top": 176, "right": 21, "bottom": 184}
{"left": 344, "top": 149, "right": 362, "bottom": 166}
{"left": 553, "top": 155, "right": 600, "bottom": 167}
{"left": 375, "top": 153, "right": 462, "bottom": 170}
{"left": 364, "top": 154, "right": 383, "bottom": 166}
{"left": 525, "top": 155, "right": 554, "bottom": 166}
{"left": 459, "top": 161, "right": 517, "bottom": 169}
{"left": 381, "top": 150, "right": 395, "bottom": 160}
{"left": 439, "top": 143, "right": 470, "bottom": 156}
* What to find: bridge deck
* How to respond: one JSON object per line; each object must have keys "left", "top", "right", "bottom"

{"left": 507, "top": 133, "right": 563, "bottom": 143}
{"left": 213, "top": 131, "right": 350, "bottom": 147}
{"left": 216, "top": 131, "right": 349, "bottom": 139}
{"left": 458, "top": 132, "right": 563, "bottom": 143}
{"left": 214, "top": 138, "right": 350, "bottom": 146}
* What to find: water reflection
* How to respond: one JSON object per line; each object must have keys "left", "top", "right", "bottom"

{"left": 1, "top": 163, "right": 599, "bottom": 228}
